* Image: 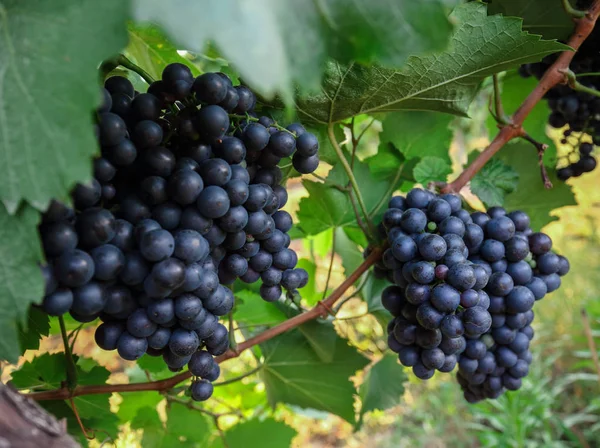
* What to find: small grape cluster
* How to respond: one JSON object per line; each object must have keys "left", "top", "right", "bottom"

{"left": 373, "top": 189, "right": 493, "bottom": 379}
{"left": 519, "top": 3, "right": 599, "bottom": 181}
{"left": 38, "top": 63, "right": 317, "bottom": 401}
{"left": 374, "top": 189, "right": 569, "bottom": 402}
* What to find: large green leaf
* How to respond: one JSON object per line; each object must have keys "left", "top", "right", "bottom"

{"left": 358, "top": 354, "right": 407, "bottom": 425}
{"left": 261, "top": 326, "right": 369, "bottom": 422}
{"left": 225, "top": 418, "right": 297, "bottom": 448}
{"left": 496, "top": 142, "right": 577, "bottom": 230}
{"left": 471, "top": 158, "right": 519, "bottom": 207}
{"left": 487, "top": 0, "right": 574, "bottom": 40}
{"left": 0, "top": 0, "right": 129, "bottom": 211}
{"left": 0, "top": 204, "right": 44, "bottom": 362}
{"left": 280, "top": 2, "right": 567, "bottom": 124}
{"left": 133, "top": 0, "right": 459, "bottom": 99}
{"left": 297, "top": 158, "right": 403, "bottom": 236}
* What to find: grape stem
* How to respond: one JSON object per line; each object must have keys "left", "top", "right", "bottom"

{"left": 521, "top": 133, "right": 553, "bottom": 189}
{"left": 564, "top": 69, "right": 600, "bottom": 98}
{"left": 327, "top": 123, "right": 377, "bottom": 241}
{"left": 442, "top": 0, "right": 600, "bottom": 193}
{"left": 562, "top": 0, "right": 587, "bottom": 17}
{"left": 25, "top": 247, "right": 383, "bottom": 401}
{"left": 58, "top": 316, "right": 78, "bottom": 393}
{"left": 115, "top": 54, "right": 155, "bottom": 85}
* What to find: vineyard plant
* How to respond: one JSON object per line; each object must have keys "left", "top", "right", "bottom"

{"left": 2, "top": 0, "right": 600, "bottom": 446}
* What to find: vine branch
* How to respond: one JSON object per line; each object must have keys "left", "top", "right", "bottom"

{"left": 26, "top": 247, "right": 382, "bottom": 401}
{"left": 443, "top": 0, "right": 600, "bottom": 193}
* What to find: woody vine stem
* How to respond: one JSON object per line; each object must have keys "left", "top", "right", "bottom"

{"left": 25, "top": 0, "right": 600, "bottom": 402}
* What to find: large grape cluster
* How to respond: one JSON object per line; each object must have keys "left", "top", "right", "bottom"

{"left": 374, "top": 189, "right": 492, "bottom": 379}
{"left": 519, "top": 0, "right": 599, "bottom": 181}
{"left": 38, "top": 63, "right": 317, "bottom": 401}
{"left": 375, "top": 189, "right": 569, "bottom": 402}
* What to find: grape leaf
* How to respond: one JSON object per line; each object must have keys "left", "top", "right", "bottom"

{"left": 358, "top": 354, "right": 407, "bottom": 426}
{"left": 126, "top": 24, "right": 202, "bottom": 81}
{"left": 0, "top": 0, "right": 129, "bottom": 211}
{"left": 0, "top": 204, "right": 43, "bottom": 362}
{"left": 471, "top": 159, "right": 519, "bottom": 207}
{"left": 132, "top": 403, "right": 212, "bottom": 448}
{"left": 117, "top": 391, "right": 163, "bottom": 423}
{"left": 166, "top": 402, "right": 212, "bottom": 446}
{"left": 235, "top": 289, "right": 287, "bottom": 327}
{"left": 18, "top": 306, "right": 50, "bottom": 352}
{"left": 133, "top": 0, "right": 460, "bottom": 99}
{"left": 131, "top": 407, "right": 173, "bottom": 448}
{"left": 225, "top": 418, "right": 297, "bottom": 448}
{"left": 380, "top": 112, "right": 454, "bottom": 163}
{"left": 10, "top": 353, "right": 66, "bottom": 390}
{"left": 335, "top": 227, "right": 364, "bottom": 276}
{"left": 296, "top": 259, "right": 319, "bottom": 306}
{"left": 278, "top": 2, "right": 567, "bottom": 124}
{"left": 413, "top": 156, "right": 453, "bottom": 185}
{"left": 13, "top": 355, "right": 119, "bottom": 442}
{"left": 297, "top": 158, "right": 403, "bottom": 236}
{"left": 496, "top": 142, "right": 577, "bottom": 230}
{"left": 361, "top": 276, "right": 392, "bottom": 330}
{"left": 261, "top": 326, "right": 369, "bottom": 422}
{"left": 487, "top": 0, "right": 574, "bottom": 40}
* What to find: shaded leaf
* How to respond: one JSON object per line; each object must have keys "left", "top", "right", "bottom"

{"left": 358, "top": 354, "right": 407, "bottom": 424}
{"left": 282, "top": 3, "right": 567, "bottom": 124}
{"left": 471, "top": 159, "right": 519, "bottom": 207}
{"left": 261, "top": 326, "right": 369, "bottom": 422}
{"left": 18, "top": 306, "right": 50, "bottom": 352}
{"left": 297, "top": 159, "right": 402, "bottom": 236}
{"left": 413, "top": 156, "right": 452, "bottom": 185}
{"left": 0, "top": 204, "right": 43, "bottom": 362}
{"left": 487, "top": 72, "right": 556, "bottom": 165}
{"left": 487, "top": 0, "right": 574, "bottom": 40}
{"left": 235, "top": 290, "right": 287, "bottom": 327}
{"left": 296, "top": 259, "right": 319, "bottom": 305}
{"left": 380, "top": 112, "right": 454, "bottom": 163}
{"left": 0, "top": 0, "right": 129, "bottom": 210}
{"left": 497, "top": 142, "right": 577, "bottom": 230}
{"left": 335, "top": 227, "right": 365, "bottom": 276}
{"left": 362, "top": 276, "right": 393, "bottom": 330}
{"left": 225, "top": 418, "right": 297, "bottom": 448}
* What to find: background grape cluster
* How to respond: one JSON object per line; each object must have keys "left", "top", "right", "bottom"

{"left": 373, "top": 189, "right": 569, "bottom": 402}
{"left": 519, "top": 0, "right": 599, "bottom": 181}
{"left": 38, "top": 64, "right": 318, "bottom": 401}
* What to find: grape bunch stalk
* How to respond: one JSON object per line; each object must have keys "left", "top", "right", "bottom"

{"left": 371, "top": 189, "right": 569, "bottom": 402}
{"left": 519, "top": 0, "right": 599, "bottom": 181}
{"left": 38, "top": 62, "right": 319, "bottom": 401}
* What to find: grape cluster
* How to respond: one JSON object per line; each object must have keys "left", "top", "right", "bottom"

{"left": 38, "top": 63, "right": 317, "bottom": 401}
{"left": 458, "top": 212, "right": 569, "bottom": 403}
{"left": 374, "top": 189, "right": 493, "bottom": 379}
{"left": 519, "top": 2, "right": 599, "bottom": 181}
{"left": 374, "top": 189, "right": 569, "bottom": 402}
